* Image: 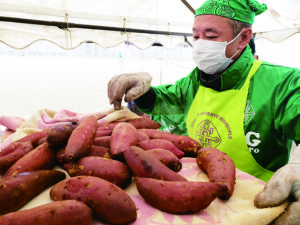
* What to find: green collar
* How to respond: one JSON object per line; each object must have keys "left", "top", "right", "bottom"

{"left": 220, "top": 45, "right": 255, "bottom": 91}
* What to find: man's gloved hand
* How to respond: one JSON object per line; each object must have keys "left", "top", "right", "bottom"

{"left": 254, "top": 159, "right": 300, "bottom": 225}
{"left": 108, "top": 72, "right": 152, "bottom": 110}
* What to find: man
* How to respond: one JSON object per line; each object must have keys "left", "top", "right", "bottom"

{"left": 107, "top": 0, "right": 300, "bottom": 224}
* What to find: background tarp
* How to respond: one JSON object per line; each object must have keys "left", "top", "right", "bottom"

{"left": 0, "top": 0, "right": 299, "bottom": 49}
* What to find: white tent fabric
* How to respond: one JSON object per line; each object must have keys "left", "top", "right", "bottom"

{"left": 0, "top": 0, "right": 299, "bottom": 50}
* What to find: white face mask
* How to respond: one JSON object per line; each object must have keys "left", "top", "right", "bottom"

{"left": 192, "top": 30, "right": 243, "bottom": 74}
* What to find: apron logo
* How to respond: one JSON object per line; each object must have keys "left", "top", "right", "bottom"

{"left": 246, "top": 131, "right": 261, "bottom": 153}
{"left": 244, "top": 100, "right": 255, "bottom": 124}
{"left": 196, "top": 120, "right": 221, "bottom": 148}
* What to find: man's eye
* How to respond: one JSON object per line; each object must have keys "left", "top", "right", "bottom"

{"left": 207, "top": 36, "right": 216, "bottom": 39}
{"left": 193, "top": 36, "right": 199, "bottom": 41}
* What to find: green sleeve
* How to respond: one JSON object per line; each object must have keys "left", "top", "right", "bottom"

{"left": 273, "top": 66, "right": 300, "bottom": 145}
{"left": 142, "top": 67, "right": 201, "bottom": 117}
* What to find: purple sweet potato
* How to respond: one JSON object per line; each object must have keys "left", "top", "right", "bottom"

{"left": 2, "top": 142, "right": 56, "bottom": 178}
{"left": 50, "top": 176, "right": 137, "bottom": 225}
{"left": 110, "top": 122, "right": 138, "bottom": 160}
{"left": 0, "top": 170, "right": 66, "bottom": 214}
{"left": 196, "top": 147, "right": 236, "bottom": 200}
{"left": 65, "top": 115, "right": 98, "bottom": 161}
{"left": 0, "top": 141, "right": 34, "bottom": 173}
{"left": 93, "top": 136, "right": 111, "bottom": 148}
{"left": 124, "top": 146, "right": 187, "bottom": 181}
{"left": 140, "top": 129, "right": 201, "bottom": 157}
{"left": 137, "top": 139, "right": 185, "bottom": 158}
{"left": 63, "top": 156, "right": 132, "bottom": 188}
{"left": 135, "top": 177, "right": 227, "bottom": 214}
{"left": 46, "top": 121, "right": 78, "bottom": 149}
{"left": 145, "top": 148, "right": 182, "bottom": 172}
{"left": 0, "top": 200, "right": 92, "bottom": 225}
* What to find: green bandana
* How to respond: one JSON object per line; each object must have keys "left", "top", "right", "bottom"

{"left": 195, "top": 0, "right": 267, "bottom": 24}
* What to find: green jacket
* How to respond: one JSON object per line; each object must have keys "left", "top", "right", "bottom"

{"left": 150, "top": 114, "right": 188, "bottom": 135}
{"left": 142, "top": 45, "right": 300, "bottom": 172}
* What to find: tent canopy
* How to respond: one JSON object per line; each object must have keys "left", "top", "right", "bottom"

{"left": 0, "top": 0, "right": 299, "bottom": 50}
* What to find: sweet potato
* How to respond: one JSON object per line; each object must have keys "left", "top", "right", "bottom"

{"left": 140, "top": 129, "right": 201, "bottom": 157}
{"left": 63, "top": 156, "right": 132, "bottom": 188}
{"left": 196, "top": 147, "right": 236, "bottom": 200}
{"left": 137, "top": 139, "right": 185, "bottom": 158}
{"left": 55, "top": 147, "right": 69, "bottom": 167}
{"left": 135, "top": 177, "right": 227, "bottom": 214}
{"left": 86, "top": 145, "right": 111, "bottom": 158}
{"left": 93, "top": 136, "right": 111, "bottom": 148}
{"left": 46, "top": 121, "right": 77, "bottom": 149}
{"left": 0, "top": 200, "right": 92, "bottom": 225}
{"left": 97, "top": 121, "right": 120, "bottom": 131}
{"left": 136, "top": 130, "right": 150, "bottom": 142}
{"left": 15, "top": 129, "right": 48, "bottom": 147}
{"left": 145, "top": 149, "right": 182, "bottom": 172}
{"left": 95, "top": 129, "right": 112, "bottom": 137}
{"left": 65, "top": 115, "right": 98, "bottom": 161}
{"left": 126, "top": 118, "right": 161, "bottom": 129}
{"left": 50, "top": 176, "right": 137, "bottom": 225}
{"left": 2, "top": 142, "right": 56, "bottom": 178}
{"left": 124, "top": 146, "right": 187, "bottom": 181}
{"left": 0, "top": 170, "right": 66, "bottom": 214}
{"left": 110, "top": 122, "right": 138, "bottom": 160}
{"left": 0, "top": 141, "right": 34, "bottom": 173}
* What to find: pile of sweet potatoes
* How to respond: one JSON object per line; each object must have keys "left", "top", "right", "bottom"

{"left": 0, "top": 113, "right": 237, "bottom": 224}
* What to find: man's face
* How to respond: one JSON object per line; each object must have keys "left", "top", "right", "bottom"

{"left": 193, "top": 15, "right": 241, "bottom": 60}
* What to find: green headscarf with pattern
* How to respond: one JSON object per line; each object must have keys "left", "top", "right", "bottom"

{"left": 195, "top": 0, "right": 267, "bottom": 24}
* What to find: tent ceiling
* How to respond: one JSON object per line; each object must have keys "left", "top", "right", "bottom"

{"left": 0, "top": 0, "right": 299, "bottom": 50}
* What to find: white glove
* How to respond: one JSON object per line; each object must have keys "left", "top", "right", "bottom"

{"left": 254, "top": 151, "right": 300, "bottom": 225}
{"left": 107, "top": 72, "right": 152, "bottom": 110}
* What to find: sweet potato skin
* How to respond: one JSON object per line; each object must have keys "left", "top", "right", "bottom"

{"left": 145, "top": 149, "right": 182, "bottom": 172}
{"left": 93, "top": 136, "right": 111, "bottom": 148}
{"left": 110, "top": 122, "right": 138, "bottom": 159}
{"left": 50, "top": 176, "right": 137, "bottom": 225}
{"left": 0, "top": 141, "right": 34, "bottom": 173}
{"left": 137, "top": 139, "right": 185, "bottom": 158}
{"left": 0, "top": 170, "right": 66, "bottom": 214}
{"left": 140, "top": 129, "right": 201, "bottom": 157}
{"left": 95, "top": 129, "right": 112, "bottom": 137}
{"left": 63, "top": 156, "right": 132, "bottom": 188}
{"left": 86, "top": 145, "right": 111, "bottom": 158}
{"left": 65, "top": 115, "right": 98, "bottom": 161}
{"left": 135, "top": 177, "right": 227, "bottom": 214}
{"left": 2, "top": 142, "right": 56, "bottom": 178}
{"left": 136, "top": 130, "right": 150, "bottom": 142}
{"left": 196, "top": 147, "right": 236, "bottom": 200}
{"left": 46, "top": 121, "right": 77, "bottom": 149}
{"left": 124, "top": 146, "right": 187, "bottom": 181}
{"left": 126, "top": 118, "right": 161, "bottom": 129}
{"left": 16, "top": 129, "right": 48, "bottom": 148}
{"left": 0, "top": 200, "right": 92, "bottom": 225}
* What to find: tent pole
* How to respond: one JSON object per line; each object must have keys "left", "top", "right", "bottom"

{"left": 181, "top": 0, "right": 195, "bottom": 15}
{"left": 0, "top": 16, "right": 193, "bottom": 38}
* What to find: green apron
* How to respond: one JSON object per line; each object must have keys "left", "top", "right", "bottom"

{"left": 186, "top": 60, "right": 274, "bottom": 182}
